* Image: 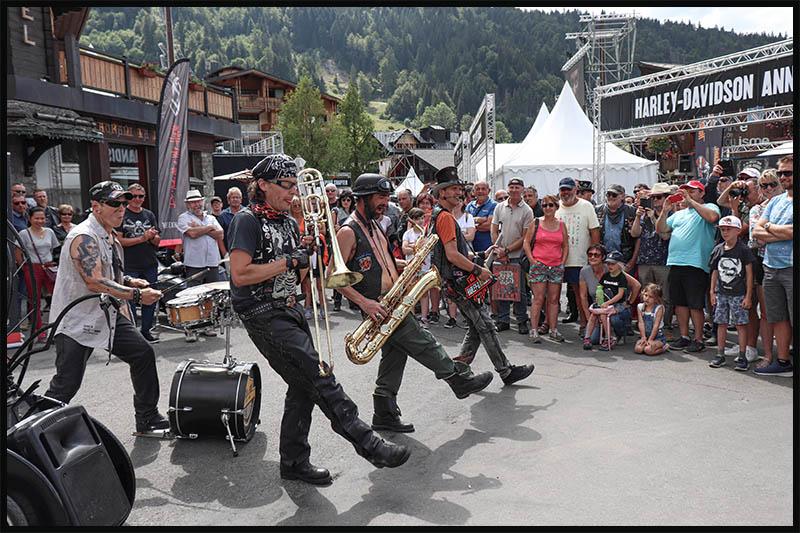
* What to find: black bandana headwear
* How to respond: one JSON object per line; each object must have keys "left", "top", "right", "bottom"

{"left": 252, "top": 154, "right": 298, "bottom": 182}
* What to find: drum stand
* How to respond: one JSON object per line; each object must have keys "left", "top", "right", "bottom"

{"left": 217, "top": 295, "right": 241, "bottom": 456}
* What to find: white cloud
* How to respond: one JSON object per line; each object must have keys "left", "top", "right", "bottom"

{"left": 520, "top": 6, "right": 792, "bottom": 37}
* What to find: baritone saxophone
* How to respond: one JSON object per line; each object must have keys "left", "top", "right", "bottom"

{"left": 344, "top": 233, "right": 441, "bottom": 365}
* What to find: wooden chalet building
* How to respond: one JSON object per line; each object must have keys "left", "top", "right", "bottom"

{"left": 374, "top": 126, "right": 459, "bottom": 182}
{"left": 6, "top": 6, "right": 239, "bottom": 212}
{"left": 205, "top": 66, "right": 340, "bottom": 134}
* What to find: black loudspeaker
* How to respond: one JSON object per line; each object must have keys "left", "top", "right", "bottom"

{"left": 6, "top": 405, "right": 131, "bottom": 525}
{"left": 678, "top": 154, "right": 695, "bottom": 174}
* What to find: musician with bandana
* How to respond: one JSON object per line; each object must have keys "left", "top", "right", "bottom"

{"left": 336, "top": 174, "right": 494, "bottom": 433}
{"left": 228, "top": 155, "right": 410, "bottom": 486}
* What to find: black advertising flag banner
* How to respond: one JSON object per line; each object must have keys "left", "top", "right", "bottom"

{"left": 155, "top": 58, "right": 191, "bottom": 246}
{"left": 600, "top": 56, "right": 793, "bottom": 132}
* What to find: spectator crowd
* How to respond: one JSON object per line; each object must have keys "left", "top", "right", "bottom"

{"left": 8, "top": 154, "right": 793, "bottom": 378}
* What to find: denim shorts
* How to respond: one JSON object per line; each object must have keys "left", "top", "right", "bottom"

{"left": 713, "top": 294, "right": 749, "bottom": 326}
{"left": 527, "top": 261, "right": 564, "bottom": 284}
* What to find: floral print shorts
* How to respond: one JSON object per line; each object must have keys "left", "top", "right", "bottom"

{"left": 527, "top": 261, "right": 564, "bottom": 284}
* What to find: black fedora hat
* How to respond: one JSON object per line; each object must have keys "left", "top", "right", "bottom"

{"left": 432, "top": 166, "right": 466, "bottom": 193}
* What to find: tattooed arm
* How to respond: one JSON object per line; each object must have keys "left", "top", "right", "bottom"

{"left": 71, "top": 235, "right": 161, "bottom": 305}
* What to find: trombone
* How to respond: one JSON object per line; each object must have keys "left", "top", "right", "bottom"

{"left": 297, "top": 168, "right": 363, "bottom": 376}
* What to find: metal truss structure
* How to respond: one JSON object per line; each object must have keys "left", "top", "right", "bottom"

{"left": 592, "top": 39, "right": 793, "bottom": 193}
{"left": 466, "top": 94, "right": 496, "bottom": 186}
{"left": 565, "top": 12, "right": 637, "bottom": 117}
{"left": 721, "top": 140, "right": 788, "bottom": 158}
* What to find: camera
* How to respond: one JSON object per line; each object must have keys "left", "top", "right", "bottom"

{"left": 729, "top": 186, "right": 749, "bottom": 199}
{"left": 639, "top": 197, "right": 652, "bottom": 209}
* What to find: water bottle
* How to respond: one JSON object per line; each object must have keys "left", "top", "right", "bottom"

{"left": 595, "top": 285, "right": 605, "bottom": 307}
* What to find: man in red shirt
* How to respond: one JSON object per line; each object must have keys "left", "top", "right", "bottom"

{"left": 429, "top": 167, "right": 535, "bottom": 386}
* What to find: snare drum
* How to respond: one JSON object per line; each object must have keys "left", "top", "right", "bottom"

{"left": 166, "top": 294, "right": 215, "bottom": 328}
{"left": 168, "top": 360, "right": 261, "bottom": 442}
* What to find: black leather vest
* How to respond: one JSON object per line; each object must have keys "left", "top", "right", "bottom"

{"left": 344, "top": 217, "right": 392, "bottom": 301}
{"left": 429, "top": 206, "right": 471, "bottom": 283}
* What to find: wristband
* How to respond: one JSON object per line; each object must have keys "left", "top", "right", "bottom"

{"left": 131, "top": 288, "right": 141, "bottom": 304}
{"left": 284, "top": 255, "right": 294, "bottom": 271}
{"left": 471, "top": 264, "right": 481, "bottom": 276}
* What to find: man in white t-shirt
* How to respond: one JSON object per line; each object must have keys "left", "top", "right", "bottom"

{"left": 556, "top": 177, "right": 600, "bottom": 331}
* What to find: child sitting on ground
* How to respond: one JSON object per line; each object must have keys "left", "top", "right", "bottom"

{"left": 635, "top": 283, "right": 668, "bottom": 356}
{"left": 708, "top": 215, "right": 754, "bottom": 370}
{"left": 584, "top": 250, "right": 628, "bottom": 351}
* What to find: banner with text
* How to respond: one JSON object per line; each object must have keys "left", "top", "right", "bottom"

{"left": 600, "top": 55, "right": 793, "bottom": 132}
{"left": 155, "top": 59, "right": 191, "bottom": 246}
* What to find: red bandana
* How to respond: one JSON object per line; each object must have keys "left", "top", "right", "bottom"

{"left": 250, "top": 201, "right": 285, "bottom": 220}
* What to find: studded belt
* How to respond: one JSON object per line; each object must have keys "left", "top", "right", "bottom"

{"left": 238, "top": 294, "right": 304, "bottom": 321}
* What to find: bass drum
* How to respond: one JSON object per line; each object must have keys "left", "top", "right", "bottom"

{"left": 168, "top": 360, "right": 261, "bottom": 442}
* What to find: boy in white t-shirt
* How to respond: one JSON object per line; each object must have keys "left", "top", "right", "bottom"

{"left": 401, "top": 208, "right": 432, "bottom": 327}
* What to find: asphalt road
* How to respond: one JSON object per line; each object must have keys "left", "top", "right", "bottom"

{"left": 16, "top": 299, "right": 794, "bottom": 526}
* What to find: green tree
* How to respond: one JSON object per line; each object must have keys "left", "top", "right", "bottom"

{"left": 495, "top": 120, "right": 513, "bottom": 143}
{"left": 386, "top": 80, "right": 419, "bottom": 122}
{"left": 459, "top": 113, "right": 473, "bottom": 132}
{"left": 277, "top": 76, "right": 342, "bottom": 174}
{"left": 416, "top": 102, "right": 456, "bottom": 129}
{"left": 378, "top": 51, "right": 398, "bottom": 96}
{"left": 337, "top": 83, "right": 382, "bottom": 179}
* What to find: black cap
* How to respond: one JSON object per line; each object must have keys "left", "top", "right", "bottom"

{"left": 507, "top": 177, "right": 525, "bottom": 187}
{"left": 89, "top": 181, "right": 132, "bottom": 202}
{"left": 432, "top": 166, "right": 466, "bottom": 193}
{"left": 604, "top": 250, "right": 625, "bottom": 264}
{"left": 352, "top": 173, "right": 393, "bottom": 197}
{"left": 577, "top": 180, "right": 594, "bottom": 192}
{"left": 252, "top": 154, "right": 298, "bottom": 182}
{"left": 558, "top": 177, "right": 577, "bottom": 190}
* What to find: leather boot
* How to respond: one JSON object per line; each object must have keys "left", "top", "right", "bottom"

{"left": 280, "top": 461, "right": 332, "bottom": 485}
{"left": 367, "top": 438, "right": 411, "bottom": 469}
{"left": 445, "top": 362, "right": 494, "bottom": 399}
{"left": 371, "top": 394, "right": 415, "bottom": 433}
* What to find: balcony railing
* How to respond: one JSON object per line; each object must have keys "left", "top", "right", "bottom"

{"left": 237, "top": 94, "right": 284, "bottom": 113}
{"left": 58, "top": 46, "right": 235, "bottom": 121}
{"left": 216, "top": 131, "right": 283, "bottom": 155}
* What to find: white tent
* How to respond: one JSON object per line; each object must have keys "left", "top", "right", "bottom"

{"left": 758, "top": 141, "right": 793, "bottom": 157}
{"left": 473, "top": 103, "right": 550, "bottom": 182}
{"left": 498, "top": 82, "right": 658, "bottom": 195}
{"left": 396, "top": 166, "right": 424, "bottom": 195}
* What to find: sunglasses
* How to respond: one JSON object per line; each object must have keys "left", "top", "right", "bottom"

{"left": 760, "top": 182, "right": 780, "bottom": 189}
{"left": 718, "top": 177, "right": 731, "bottom": 183}
{"left": 497, "top": 196, "right": 508, "bottom": 201}
{"left": 776, "top": 170, "right": 793, "bottom": 178}
{"left": 60, "top": 212, "right": 74, "bottom": 216}
{"left": 587, "top": 252, "right": 603, "bottom": 258}
{"left": 650, "top": 194, "right": 666, "bottom": 200}
{"left": 102, "top": 199, "right": 129, "bottom": 208}
{"left": 606, "top": 192, "right": 620, "bottom": 198}
{"left": 131, "top": 194, "right": 145, "bottom": 199}
{"left": 541, "top": 203, "right": 557, "bottom": 208}
{"left": 275, "top": 179, "right": 299, "bottom": 191}
{"left": 13, "top": 201, "right": 27, "bottom": 205}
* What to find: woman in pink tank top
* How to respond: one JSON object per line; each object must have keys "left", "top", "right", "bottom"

{"left": 522, "top": 195, "right": 569, "bottom": 343}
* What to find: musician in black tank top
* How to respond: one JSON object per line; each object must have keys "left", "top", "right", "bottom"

{"left": 229, "top": 156, "right": 412, "bottom": 485}
{"left": 428, "top": 167, "right": 535, "bottom": 387}
{"left": 336, "top": 174, "right": 493, "bottom": 433}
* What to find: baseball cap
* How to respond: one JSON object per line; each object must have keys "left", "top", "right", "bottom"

{"left": 577, "top": 180, "right": 594, "bottom": 192}
{"left": 718, "top": 215, "right": 742, "bottom": 229}
{"left": 185, "top": 189, "right": 204, "bottom": 202}
{"left": 604, "top": 250, "right": 625, "bottom": 265}
{"left": 89, "top": 181, "right": 133, "bottom": 202}
{"left": 507, "top": 177, "right": 525, "bottom": 187}
{"left": 738, "top": 167, "right": 760, "bottom": 179}
{"left": 559, "top": 177, "right": 577, "bottom": 190}
{"left": 606, "top": 184, "right": 625, "bottom": 196}
{"left": 679, "top": 180, "right": 705, "bottom": 192}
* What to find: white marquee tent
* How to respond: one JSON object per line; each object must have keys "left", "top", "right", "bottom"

{"left": 497, "top": 82, "right": 658, "bottom": 195}
{"left": 474, "top": 103, "right": 550, "bottom": 182}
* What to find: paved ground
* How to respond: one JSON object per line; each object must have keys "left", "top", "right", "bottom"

{"left": 16, "top": 300, "right": 794, "bottom": 526}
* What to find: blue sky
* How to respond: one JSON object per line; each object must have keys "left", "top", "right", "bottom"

{"left": 521, "top": 7, "right": 792, "bottom": 37}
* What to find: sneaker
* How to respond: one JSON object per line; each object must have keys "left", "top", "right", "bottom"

{"left": 318, "top": 309, "right": 326, "bottom": 320}
{"left": 420, "top": 318, "right": 429, "bottom": 329}
{"left": 684, "top": 339, "right": 706, "bottom": 353}
{"left": 529, "top": 330, "right": 542, "bottom": 344}
{"left": 135, "top": 412, "right": 170, "bottom": 433}
{"left": 582, "top": 338, "right": 592, "bottom": 350}
{"left": 548, "top": 330, "right": 565, "bottom": 342}
{"left": 537, "top": 324, "right": 549, "bottom": 335}
{"left": 745, "top": 346, "right": 760, "bottom": 363}
{"left": 733, "top": 356, "right": 748, "bottom": 372}
{"left": 142, "top": 331, "right": 160, "bottom": 344}
{"left": 705, "top": 335, "right": 717, "bottom": 347}
{"left": 724, "top": 345, "right": 740, "bottom": 356}
{"left": 753, "top": 359, "right": 793, "bottom": 377}
{"left": 670, "top": 336, "right": 690, "bottom": 350}
{"left": 444, "top": 317, "right": 457, "bottom": 329}
{"left": 709, "top": 354, "right": 726, "bottom": 368}
{"left": 495, "top": 322, "right": 510, "bottom": 332}
{"left": 333, "top": 302, "right": 341, "bottom": 312}
{"left": 428, "top": 312, "right": 440, "bottom": 324}
{"left": 501, "top": 364, "right": 535, "bottom": 386}
{"left": 598, "top": 337, "right": 616, "bottom": 351}
{"left": 518, "top": 322, "right": 529, "bottom": 335}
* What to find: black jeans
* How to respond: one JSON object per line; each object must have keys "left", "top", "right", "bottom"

{"left": 45, "top": 314, "right": 161, "bottom": 422}
{"left": 185, "top": 266, "right": 221, "bottom": 287}
{"left": 453, "top": 295, "right": 512, "bottom": 378}
{"left": 125, "top": 265, "right": 158, "bottom": 334}
{"left": 241, "top": 304, "right": 382, "bottom": 468}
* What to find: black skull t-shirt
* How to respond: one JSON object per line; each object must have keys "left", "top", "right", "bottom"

{"left": 228, "top": 210, "right": 301, "bottom": 312}
{"left": 117, "top": 208, "right": 159, "bottom": 271}
{"left": 709, "top": 240, "right": 753, "bottom": 296}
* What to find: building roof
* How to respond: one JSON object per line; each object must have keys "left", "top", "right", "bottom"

{"left": 373, "top": 129, "right": 433, "bottom": 152}
{"left": 205, "top": 66, "right": 341, "bottom": 103}
{"left": 7, "top": 99, "right": 103, "bottom": 142}
{"left": 409, "top": 149, "right": 455, "bottom": 171}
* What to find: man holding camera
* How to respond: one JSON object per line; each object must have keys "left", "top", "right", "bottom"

{"left": 717, "top": 168, "right": 761, "bottom": 240}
